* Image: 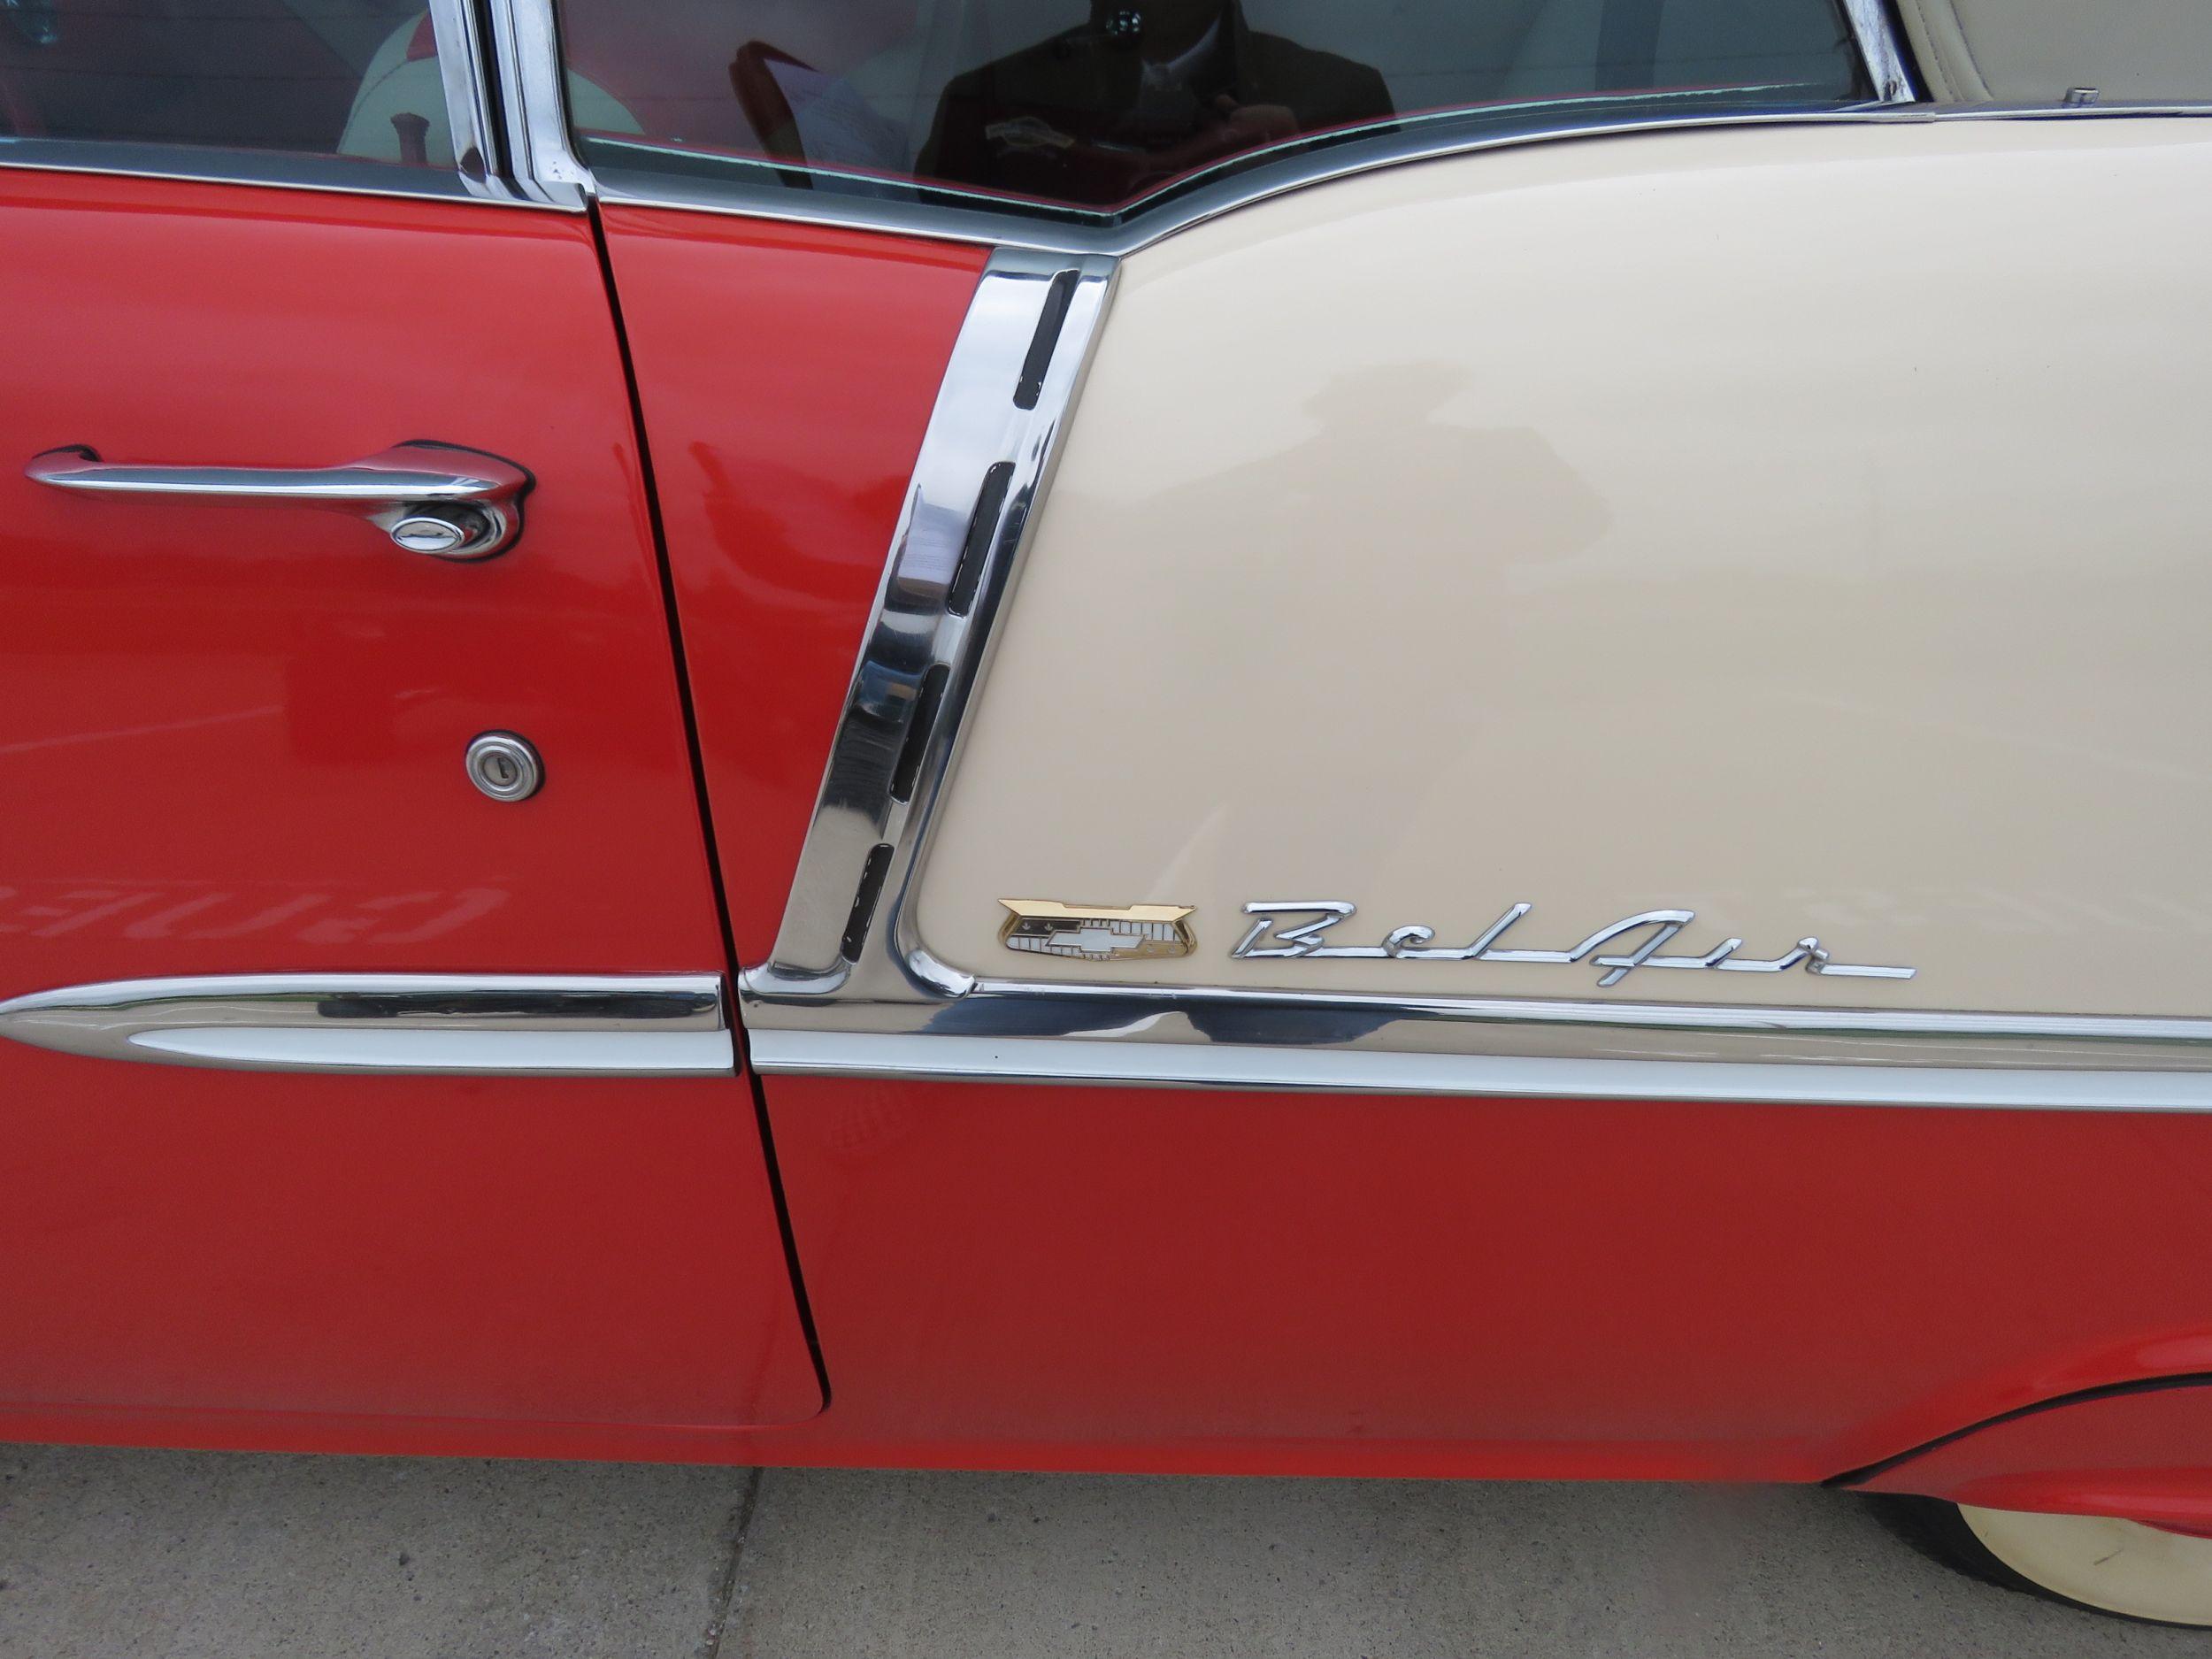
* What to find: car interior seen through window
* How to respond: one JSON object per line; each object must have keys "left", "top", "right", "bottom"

{"left": 552, "top": 0, "right": 1872, "bottom": 221}
{"left": 12, "top": 4, "right": 2212, "bottom": 202}
{"left": 0, "top": 0, "right": 455, "bottom": 164}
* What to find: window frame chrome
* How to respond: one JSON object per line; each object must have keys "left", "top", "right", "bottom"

{"left": 1842, "top": 0, "right": 1919, "bottom": 104}
{"left": 575, "top": 102, "right": 2212, "bottom": 258}
{"left": 554, "top": 0, "right": 1918, "bottom": 251}
{"left": 481, "top": 0, "right": 592, "bottom": 207}
{"left": 426, "top": 0, "right": 506, "bottom": 191}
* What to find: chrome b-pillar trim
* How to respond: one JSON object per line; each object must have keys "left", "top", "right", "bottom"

{"left": 426, "top": 0, "right": 510, "bottom": 199}
{"left": 1840, "top": 0, "right": 1920, "bottom": 104}
{"left": 0, "top": 974, "right": 733, "bottom": 1075}
{"left": 482, "top": 0, "right": 594, "bottom": 208}
{"left": 742, "top": 250, "right": 1119, "bottom": 1002}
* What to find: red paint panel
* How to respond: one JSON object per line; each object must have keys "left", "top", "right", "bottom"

{"left": 1854, "top": 1385, "right": 2212, "bottom": 1530}
{"left": 1, "top": 172, "right": 710, "bottom": 979}
{"left": 597, "top": 207, "right": 984, "bottom": 961}
{"left": 30, "top": 1066, "right": 2212, "bottom": 1478}
{"left": 0, "top": 1052, "right": 816, "bottom": 1425}
{"left": 0, "top": 170, "right": 818, "bottom": 1428}
{"left": 751, "top": 1079, "right": 2212, "bottom": 1479}
{"left": 22, "top": 1076, "right": 2210, "bottom": 1478}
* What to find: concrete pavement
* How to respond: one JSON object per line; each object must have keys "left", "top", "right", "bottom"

{"left": 1, "top": 1447, "right": 2201, "bottom": 1657}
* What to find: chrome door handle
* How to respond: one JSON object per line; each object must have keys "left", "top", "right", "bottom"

{"left": 25, "top": 441, "right": 532, "bottom": 559}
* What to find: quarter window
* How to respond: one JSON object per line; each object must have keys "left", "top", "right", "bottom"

{"left": 553, "top": 0, "right": 1872, "bottom": 224}
{"left": 0, "top": 2, "right": 452, "bottom": 167}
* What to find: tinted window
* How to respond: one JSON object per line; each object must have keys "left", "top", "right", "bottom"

{"left": 555, "top": 0, "right": 1870, "bottom": 223}
{"left": 0, "top": 1, "right": 451, "bottom": 165}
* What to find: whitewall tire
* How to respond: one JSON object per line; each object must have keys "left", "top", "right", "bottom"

{"left": 1876, "top": 1494, "right": 2212, "bottom": 1627}
{"left": 1961, "top": 1504, "right": 2212, "bottom": 1627}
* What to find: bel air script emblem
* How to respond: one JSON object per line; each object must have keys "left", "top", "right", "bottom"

{"left": 1233, "top": 902, "right": 1915, "bottom": 987}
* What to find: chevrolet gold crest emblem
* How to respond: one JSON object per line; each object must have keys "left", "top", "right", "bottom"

{"left": 998, "top": 900, "right": 1197, "bottom": 961}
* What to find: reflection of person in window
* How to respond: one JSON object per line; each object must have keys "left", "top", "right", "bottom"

{"left": 561, "top": 1, "right": 917, "bottom": 170}
{"left": 920, "top": 0, "right": 1392, "bottom": 208}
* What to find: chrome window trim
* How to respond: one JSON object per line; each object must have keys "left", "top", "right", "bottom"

{"left": 483, "top": 0, "right": 593, "bottom": 208}
{"left": 0, "top": 0, "right": 556, "bottom": 209}
{"left": 579, "top": 103, "right": 2212, "bottom": 259}
{"left": 427, "top": 0, "right": 510, "bottom": 196}
{"left": 0, "top": 137, "right": 519, "bottom": 205}
{"left": 525, "top": 0, "right": 1926, "bottom": 241}
{"left": 0, "top": 973, "right": 734, "bottom": 1075}
{"left": 1842, "top": 0, "right": 1919, "bottom": 104}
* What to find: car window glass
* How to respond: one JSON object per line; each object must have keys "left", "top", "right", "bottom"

{"left": 554, "top": 0, "right": 1870, "bottom": 224}
{"left": 0, "top": 1, "right": 452, "bottom": 166}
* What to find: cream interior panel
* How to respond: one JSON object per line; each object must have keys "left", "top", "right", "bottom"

{"left": 913, "top": 119, "right": 2212, "bottom": 1018}
{"left": 1898, "top": 0, "right": 2212, "bottom": 104}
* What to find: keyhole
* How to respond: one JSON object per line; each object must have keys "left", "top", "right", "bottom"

{"left": 465, "top": 733, "right": 542, "bottom": 802}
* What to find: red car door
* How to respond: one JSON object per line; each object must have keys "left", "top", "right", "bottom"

{"left": 0, "top": 5, "right": 820, "bottom": 1440}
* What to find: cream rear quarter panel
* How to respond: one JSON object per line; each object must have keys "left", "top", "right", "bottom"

{"left": 916, "top": 119, "right": 2212, "bottom": 1018}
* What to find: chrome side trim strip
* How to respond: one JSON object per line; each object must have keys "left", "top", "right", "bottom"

{"left": 742, "top": 250, "right": 1118, "bottom": 1000}
{"left": 970, "top": 978, "right": 2212, "bottom": 1051}
{"left": 0, "top": 974, "right": 733, "bottom": 1075}
{"left": 751, "top": 1030, "right": 2212, "bottom": 1113}
{"left": 752, "top": 966, "right": 2212, "bottom": 1091}
{"left": 585, "top": 104, "right": 2211, "bottom": 260}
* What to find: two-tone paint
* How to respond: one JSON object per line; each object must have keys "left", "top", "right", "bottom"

{"left": 4, "top": 0, "right": 2212, "bottom": 1550}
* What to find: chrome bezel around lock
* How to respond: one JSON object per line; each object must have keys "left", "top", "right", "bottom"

{"left": 465, "top": 732, "right": 546, "bottom": 803}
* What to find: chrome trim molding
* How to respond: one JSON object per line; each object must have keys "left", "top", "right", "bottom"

{"left": 742, "top": 250, "right": 1118, "bottom": 1001}
{"left": 585, "top": 104, "right": 2211, "bottom": 260}
{"left": 751, "top": 1030, "right": 2212, "bottom": 1113}
{"left": 964, "top": 979, "right": 2212, "bottom": 1052}
{"left": 427, "top": 0, "right": 509, "bottom": 197}
{"left": 752, "top": 966, "right": 2212, "bottom": 1102}
{"left": 0, "top": 974, "right": 734, "bottom": 1075}
{"left": 484, "top": 0, "right": 593, "bottom": 208}
{"left": 1841, "top": 0, "right": 1919, "bottom": 104}
{"left": 0, "top": 138, "right": 504, "bottom": 205}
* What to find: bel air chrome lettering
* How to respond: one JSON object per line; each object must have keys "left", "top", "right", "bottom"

{"left": 1232, "top": 902, "right": 1916, "bottom": 987}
